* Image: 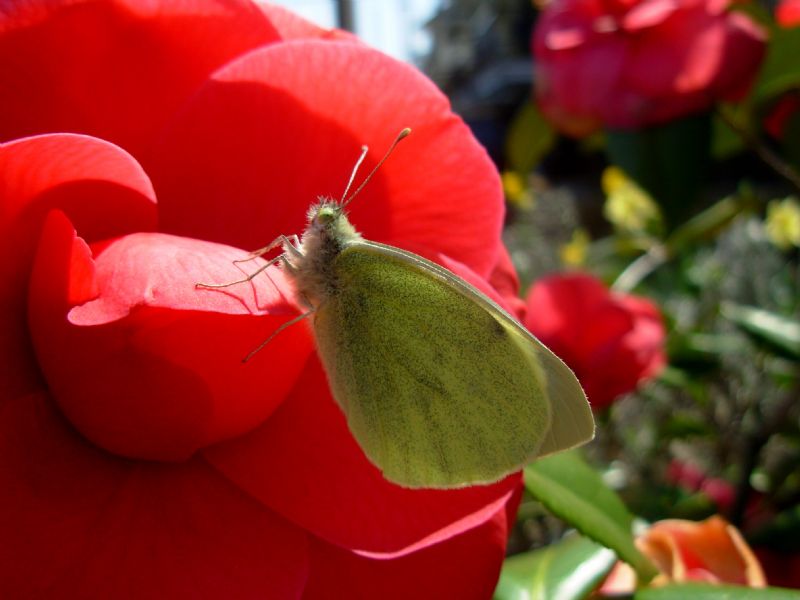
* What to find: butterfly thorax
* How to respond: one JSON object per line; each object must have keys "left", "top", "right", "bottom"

{"left": 284, "top": 198, "right": 363, "bottom": 309}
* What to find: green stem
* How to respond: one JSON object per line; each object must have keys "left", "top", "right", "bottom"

{"left": 716, "top": 106, "right": 800, "bottom": 194}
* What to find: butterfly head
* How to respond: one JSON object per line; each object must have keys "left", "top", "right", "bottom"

{"left": 305, "top": 199, "right": 361, "bottom": 247}
{"left": 308, "top": 199, "right": 343, "bottom": 231}
{"left": 303, "top": 129, "right": 410, "bottom": 248}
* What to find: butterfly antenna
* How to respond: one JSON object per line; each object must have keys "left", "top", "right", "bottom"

{"left": 340, "top": 145, "right": 369, "bottom": 204}
{"left": 342, "top": 128, "right": 411, "bottom": 208}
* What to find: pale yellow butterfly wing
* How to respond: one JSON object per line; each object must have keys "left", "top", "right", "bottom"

{"left": 312, "top": 240, "right": 593, "bottom": 489}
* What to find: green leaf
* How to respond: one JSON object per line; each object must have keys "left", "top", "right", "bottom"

{"left": 673, "top": 332, "right": 746, "bottom": 359}
{"left": 494, "top": 533, "right": 616, "bottom": 600}
{"left": 712, "top": 106, "right": 747, "bottom": 160}
{"left": 505, "top": 102, "right": 556, "bottom": 174}
{"left": 636, "top": 583, "right": 800, "bottom": 600}
{"left": 748, "top": 505, "right": 800, "bottom": 552}
{"left": 524, "top": 452, "right": 659, "bottom": 582}
{"left": 754, "top": 27, "right": 800, "bottom": 103}
{"left": 721, "top": 302, "right": 800, "bottom": 358}
{"left": 665, "top": 191, "right": 756, "bottom": 254}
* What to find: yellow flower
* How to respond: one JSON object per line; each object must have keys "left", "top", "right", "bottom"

{"left": 502, "top": 170, "right": 534, "bottom": 210}
{"left": 560, "top": 228, "right": 590, "bottom": 267}
{"left": 765, "top": 197, "right": 800, "bottom": 250}
{"left": 602, "top": 166, "right": 662, "bottom": 234}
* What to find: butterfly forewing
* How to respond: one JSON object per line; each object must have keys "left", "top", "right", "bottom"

{"left": 312, "top": 241, "right": 556, "bottom": 488}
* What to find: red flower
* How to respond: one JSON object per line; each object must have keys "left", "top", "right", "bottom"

{"left": 763, "top": 1, "right": 800, "bottom": 141}
{"left": 0, "top": 1, "right": 524, "bottom": 597}
{"left": 524, "top": 273, "right": 666, "bottom": 410}
{"left": 763, "top": 92, "right": 800, "bottom": 140}
{"left": 666, "top": 460, "right": 735, "bottom": 512}
{"left": 776, "top": 0, "right": 800, "bottom": 26}
{"left": 532, "top": 0, "right": 767, "bottom": 135}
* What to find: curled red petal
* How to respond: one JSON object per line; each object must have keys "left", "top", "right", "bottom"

{"left": 153, "top": 40, "right": 503, "bottom": 276}
{"left": 0, "top": 0, "right": 280, "bottom": 162}
{"left": 206, "top": 354, "right": 521, "bottom": 555}
{"left": 28, "top": 211, "right": 313, "bottom": 461}
{"left": 0, "top": 390, "right": 309, "bottom": 598}
{"left": 302, "top": 496, "right": 512, "bottom": 599}
{"left": 0, "top": 133, "right": 156, "bottom": 401}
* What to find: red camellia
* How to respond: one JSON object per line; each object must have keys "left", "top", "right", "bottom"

{"left": 0, "top": 1, "right": 524, "bottom": 597}
{"left": 776, "top": 0, "right": 800, "bottom": 26}
{"left": 524, "top": 273, "right": 666, "bottom": 410}
{"left": 666, "top": 460, "right": 735, "bottom": 512}
{"left": 763, "top": 0, "right": 800, "bottom": 142}
{"left": 532, "top": 0, "right": 767, "bottom": 135}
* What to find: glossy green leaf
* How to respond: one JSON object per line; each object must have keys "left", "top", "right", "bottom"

{"left": 494, "top": 532, "right": 616, "bottom": 600}
{"left": 721, "top": 302, "right": 800, "bottom": 358}
{"left": 636, "top": 583, "right": 800, "bottom": 600}
{"left": 524, "top": 452, "right": 658, "bottom": 582}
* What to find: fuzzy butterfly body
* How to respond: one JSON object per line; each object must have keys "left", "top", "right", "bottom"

{"left": 280, "top": 197, "right": 594, "bottom": 489}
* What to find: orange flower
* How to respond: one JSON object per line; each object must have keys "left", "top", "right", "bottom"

{"left": 601, "top": 516, "right": 766, "bottom": 594}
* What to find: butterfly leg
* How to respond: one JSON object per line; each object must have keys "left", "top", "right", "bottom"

{"left": 233, "top": 234, "right": 301, "bottom": 264}
{"left": 196, "top": 253, "right": 286, "bottom": 289}
{"left": 243, "top": 308, "right": 316, "bottom": 363}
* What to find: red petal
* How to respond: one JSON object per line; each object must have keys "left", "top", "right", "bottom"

{"left": 624, "top": 7, "right": 721, "bottom": 98}
{"left": 615, "top": 2, "right": 764, "bottom": 124}
{"left": 0, "top": 133, "right": 156, "bottom": 402}
{"left": 711, "top": 12, "right": 766, "bottom": 101}
{"left": 488, "top": 243, "right": 527, "bottom": 320}
{"left": 153, "top": 40, "right": 503, "bottom": 276}
{"left": 0, "top": 391, "right": 308, "bottom": 598}
{"left": 622, "top": 0, "right": 678, "bottom": 30}
{"left": 206, "top": 354, "right": 520, "bottom": 555}
{"left": 524, "top": 272, "right": 609, "bottom": 361}
{"left": 533, "top": 1, "right": 626, "bottom": 135}
{"left": 28, "top": 211, "right": 313, "bottom": 461}
{"left": 524, "top": 273, "right": 666, "bottom": 409}
{"left": 258, "top": 2, "right": 358, "bottom": 42}
{"left": 0, "top": 0, "right": 280, "bottom": 163}
{"left": 777, "top": 0, "right": 800, "bottom": 26}
{"left": 302, "top": 498, "right": 512, "bottom": 599}
{"left": 618, "top": 294, "right": 667, "bottom": 380}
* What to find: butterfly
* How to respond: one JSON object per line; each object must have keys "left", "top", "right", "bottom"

{"left": 199, "top": 129, "right": 594, "bottom": 488}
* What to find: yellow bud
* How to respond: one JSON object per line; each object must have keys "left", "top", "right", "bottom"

{"left": 502, "top": 171, "right": 534, "bottom": 210}
{"left": 602, "top": 167, "right": 662, "bottom": 234}
{"left": 560, "top": 228, "right": 591, "bottom": 267}
{"left": 765, "top": 197, "right": 800, "bottom": 251}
